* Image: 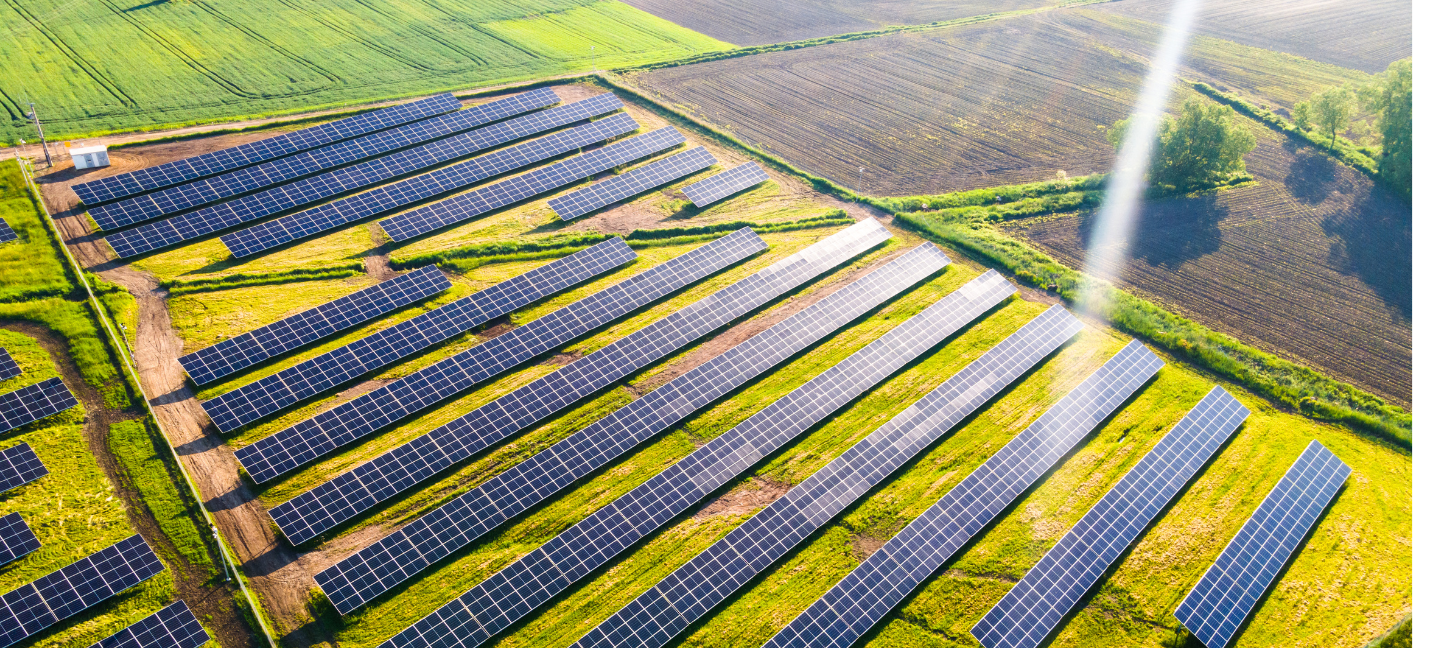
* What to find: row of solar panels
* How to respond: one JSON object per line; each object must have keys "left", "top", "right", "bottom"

{"left": 0, "top": 347, "right": 79, "bottom": 434}
{"left": 0, "top": 219, "right": 15, "bottom": 244}
{"left": 84, "top": 89, "right": 772, "bottom": 259}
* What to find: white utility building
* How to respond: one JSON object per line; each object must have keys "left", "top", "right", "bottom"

{"left": 68, "top": 144, "right": 110, "bottom": 169}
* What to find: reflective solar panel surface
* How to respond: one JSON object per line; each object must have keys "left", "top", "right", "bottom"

{"left": 90, "top": 601, "right": 209, "bottom": 648}
{"left": 971, "top": 387, "right": 1251, "bottom": 648}
{"left": 73, "top": 94, "right": 460, "bottom": 205}
{"left": 768, "top": 340, "right": 1163, "bottom": 648}
{"left": 0, "top": 220, "right": 15, "bottom": 244}
{"left": 0, "top": 444, "right": 47, "bottom": 494}
{"left": 0, "top": 535, "right": 164, "bottom": 648}
{"left": 682, "top": 161, "right": 770, "bottom": 208}
{"left": 375, "top": 269, "right": 1017, "bottom": 648}
{"left": 576, "top": 305, "right": 1084, "bottom": 648}
{"left": 548, "top": 147, "right": 717, "bottom": 220}
{"left": 88, "top": 89, "right": 559, "bottom": 231}
{"left": 0, "top": 514, "right": 39, "bottom": 566}
{"left": 0, "top": 379, "right": 78, "bottom": 434}
{"left": 108, "top": 99, "right": 629, "bottom": 259}
{"left": 0, "top": 349, "right": 19, "bottom": 381}
{"left": 316, "top": 242, "right": 952, "bottom": 613}
{"left": 380, "top": 127, "right": 687, "bottom": 242}
{"left": 1174, "top": 440, "right": 1350, "bottom": 648}
{"left": 180, "top": 265, "right": 451, "bottom": 386}
{"left": 222, "top": 109, "right": 636, "bottom": 258}
{"left": 272, "top": 221, "right": 886, "bottom": 545}
{"left": 223, "top": 240, "right": 637, "bottom": 477}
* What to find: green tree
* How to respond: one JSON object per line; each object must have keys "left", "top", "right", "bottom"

{"left": 1110, "top": 99, "right": 1255, "bottom": 191}
{"left": 1363, "top": 59, "right": 1411, "bottom": 196}
{"left": 1292, "top": 101, "right": 1313, "bottom": 131}
{"left": 1310, "top": 86, "right": 1355, "bottom": 150}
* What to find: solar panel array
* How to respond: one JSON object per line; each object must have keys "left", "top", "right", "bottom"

{"left": 376, "top": 269, "right": 1017, "bottom": 648}
{"left": 380, "top": 127, "right": 687, "bottom": 242}
{"left": 0, "top": 349, "right": 19, "bottom": 381}
{"left": 682, "top": 162, "right": 771, "bottom": 209}
{"left": 0, "top": 514, "right": 39, "bottom": 566}
{"left": 576, "top": 305, "right": 1084, "bottom": 648}
{"left": 73, "top": 94, "right": 461, "bottom": 205}
{"left": 221, "top": 110, "right": 637, "bottom": 259}
{"left": 272, "top": 220, "right": 886, "bottom": 544}
{"left": 0, "top": 535, "right": 164, "bottom": 648}
{"left": 316, "top": 243, "right": 953, "bottom": 613}
{"left": 767, "top": 340, "right": 1163, "bottom": 648}
{"left": 90, "top": 601, "right": 209, "bottom": 648}
{"left": 548, "top": 147, "right": 717, "bottom": 220}
{"left": 89, "top": 89, "right": 559, "bottom": 231}
{"left": 1174, "top": 440, "right": 1350, "bottom": 648}
{"left": 0, "top": 444, "right": 47, "bottom": 494}
{"left": 108, "top": 100, "right": 628, "bottom": 259}
{"left": 0, "top": 220, "right": 15, "bottom": 244}
{"left": 180, "top": 265, "right": 451, "bottom": 386}
{"left": 224, "top": 241, "right": 638, "bottom": 475}
{"left": 0, "top": 379, "right": 78, "bottom": 434}
{"left": 971, "top": 387, "right": 1251, "bottom": 648}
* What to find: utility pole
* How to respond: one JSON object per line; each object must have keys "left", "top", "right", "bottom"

{"left": 25, "top": 100, "right": 52, "bottom": 168}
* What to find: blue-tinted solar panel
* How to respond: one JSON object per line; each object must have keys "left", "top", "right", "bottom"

{"left": 179, "top": 266, "right": 451, "bottom": 386}
{"left": 1174, "top": 440, "right": 1350, "bottom": 648}
{"left": 682, "top": 162, "right": 771, "bottom": 208}
{"left": 0, "top": 444, "right": 47, "bottom": 494}
{"left": 380, "top": 127, "right": 687, "bottom": 242}
{"left": 0, "top": 515, "right": 39, "bottom": 566}
{"left": 0, "top": 349, "right": 19, "bottom": 381}
{"left": 971, "top": 387, "right": 1251, "bottom": 648}
{"left": 0, "top": 379, "right": 77, "bottom": 434}
{"left": 88, "top": 89, "right": 559, "bottom": 231}
{"left": 271, "top": 220, "right": 889, "bottom": 545}
{"left": 207, "top": 239, "right": 635, "bottom": 440}
{"left": 767, "top": 340, "right": 1164, "bottom": 648}
{"left": 72, "top": 94, "right": 461, "bottom": 205}
{"left": 376, "top": 269, "right": 1019, "bottom": 648}
{"left": 221, "top": 108, "right": 636, "bottom": 259}
{"left": 90, "top": 601, "right": 208, "bottom": 648}
{"left": 316, "top": 243, "right": 957, "bottom": 613}
{"left": 0, "top": 219, "right": 15, "bottom": 244}
{"left": 576, "top": 306, "right": 1085, "bottom": 648}
{"left": 0, "top": 535, "right": 164, "bottom": 648}
{"left": 548, "top": 147, "right": 717, "bottom": 220}
{"left": 107, "top": 97, "right": 628, "bottom": 259}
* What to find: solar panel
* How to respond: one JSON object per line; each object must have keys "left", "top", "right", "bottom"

{"left": 0, "top": 444, "right": 47, "bottom": 494}
{"left": 221, "top": 109, "right": 637, "bottom": 259}
{"left": 0, "top": 515, "right": 39, "bottom": 566}
{"left": 971, "top": 387, "right": 1251, "bottom": 648}
{"left": 316, "top": 243, "right": 956, "bottom": 613}
{"left": 89, "top": 601, "right": 209, "bottom": 648}
{"left": 380, "top": 127, "right": 688, "bottom": 242}
{"left": 0, "top": 219, "right": 15, "bottom": 244}
{"left": 88, "top": 89, "right": 561, "bottom": 231}
{"left": 0, "top": 535, "right": 165, "bottom": 648}
{"left": 107, "top": 101, "right": 631, "bottom": 260}
{"left": 206, "top": 240, "right": 635, "bottom": 436}
{"left": 0, "top": 349, "right": 19, "bottom": 381}
{"left": 682, "top": 162, "right": 771, "bottom": 209}
{"left": 548, "top": 147, "right": 717, "bottom": 220}
{"left": 1174, "top": 440, "right": 1350, "bottom": 648}
{"left": 72, "top": 94, "right": 461, "bottom": 206}
{"left": 0, "top": 379, "right": 78, "bottom": 434}
{"left": 179, "top": 265, "right": 451, "bottom": 386}
{"left": 575, "top": 306, "right": 1085, "bottom": 648}
{"left": 270, "top": 220, "right": 888, "bottom": 545}
{"left": 376, "top": 269, "right": 1018, "bottom": 648}
{"left": 767, "top": 340, "right": 1164, "bottom": 648}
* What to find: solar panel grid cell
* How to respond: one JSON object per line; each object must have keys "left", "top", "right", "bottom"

{"left": 970, "top": 387, "right": 1251, "bottom": 648}
{"left": 1173, "top": 441, "right": 1350, "bottom": 648}
{"left": 374, "top": 269, "right": 1019, "bottom": 648}
{"left": 180, "top": 265, "right": 452, "bottom": 386}
{"left": 88, "top": 89, "right": 559, "bottom": 231}
{"left": 766, "top": 340, "right": 1163, "bottom": 648}
{"left": 0, "top": 220, "right": 15, "bottom": 244}
{"left": 0, "top": 444, "right": 46, "bottom": 494}
{"left": 548, "top": 147, "right": 717, "bottom": 220}
{"left": 316, "top": 242, "right": 954, "bottom": 613}
{"left": 0, "top": 514, "right": 39, "bottom": 566}
{"left": 0, "top": 379, "right": 78, "bottom": 434}
{"left": 0, "top": 349, "right": 19, "bottom": 381}
{"left": 74, "top": 94, "right": 460, "bottom": 205}
{"left": 575, "top": 305, "right": 1086, "bottom": 648}
{"left": 270, "top": 220, "right": 887, "bottom": 544}
{"left": 90, "top": 601, "right": 210, "bottom": 648}
{"left": 682, "top": 162, "right": 771, "bottom": 208}
{"left": 0, "top": 535, "right": 164, "bottom": 648}
{"left": 379, "top": 127, "right": 688, "bottom": 242}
